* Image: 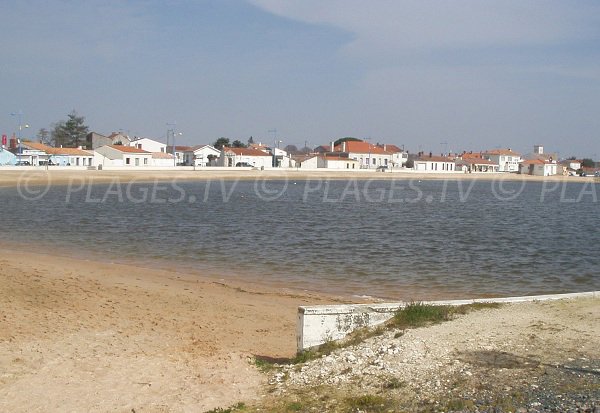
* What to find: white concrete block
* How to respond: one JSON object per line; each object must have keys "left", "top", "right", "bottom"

{"left": 297, "top": 291, "right": 598, "bottom": 352}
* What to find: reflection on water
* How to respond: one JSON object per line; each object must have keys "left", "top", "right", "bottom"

{"left": 0, "top": 179, "right": 598, "bottom": 299}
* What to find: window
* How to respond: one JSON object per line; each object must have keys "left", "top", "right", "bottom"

{"left": 126, "top": 158, "right": 130, "bottom": 165}
{"left": 144, "top": 158, "right": 148, "bottom": 165}
{"left": 372, "top": 158, "right": 376, "bottom": 165}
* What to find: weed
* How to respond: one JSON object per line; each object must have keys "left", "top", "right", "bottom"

{"left": 203, "top": 402, "right": 246, "bottom": 413}
{"left": 446, "top": 398, "right": 475, "bottom": 411}
{"left": 286, "top": 401, "right": 303, "bottom": 411}
{"left": 344, "top": 394, "right": 390, "bottom": 412}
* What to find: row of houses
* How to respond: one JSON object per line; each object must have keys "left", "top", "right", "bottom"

{"left": 0, "top": 131, "right": 594, "bottom": 176}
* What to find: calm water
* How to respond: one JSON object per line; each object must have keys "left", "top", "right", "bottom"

{"left": 1, "top": 178, "right": 598, "bottom": 299}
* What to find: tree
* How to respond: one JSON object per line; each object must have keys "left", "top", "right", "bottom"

{"left": 581, "top": 158, "right": 595, "bottom": 168}
{"left": 213, "top": 137, "right": 230, "bottom": 150}
{"left": 51, "top": 111, "right": 89, "bottom": 147}
{"left": 231, "top": 140, "right": 247, "bottom": 148}
{"left": 284, "top": 144, "right": 298, "bottom": 154}
{"left": 333, "top": 137, "right": 362, "bottom": 147}
{"left": 36, "top": 128, "right": 51, "bottom": 145}
{"left": 247, "top": 136, "right": 254, "bottom": 145}
{"left": 300, "top": 146, "right": 312, "bottom": 154}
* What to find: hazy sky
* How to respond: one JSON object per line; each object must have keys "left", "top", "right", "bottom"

{"left": 1, "top": 0, "right": 599, "bottom": 157}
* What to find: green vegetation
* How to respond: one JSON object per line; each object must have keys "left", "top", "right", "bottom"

{"left": 254, "top": 302, "right": 502, "bottom": 371}
{"left": 333, "top": 136, "right": 363, "bottom": 147}
{"left": 51, "top": 110, "right": 89, "bottom": 148}
{"left": 202, "top": 402, "right": 246, "bottom": 413}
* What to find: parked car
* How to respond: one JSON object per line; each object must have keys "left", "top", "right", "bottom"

{"left": 15, "top": 161, "right": 31, "bottom": 166}
{"left": 376, "top": 165, "right": 389, "bottom": 172}
{"left": 236, "top": 162, "right": 253, "bottom": 167}
{"left": 595, "top": 171, "right": 600, "bottom": 177}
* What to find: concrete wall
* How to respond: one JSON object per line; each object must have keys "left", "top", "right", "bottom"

{"left": 297, "top": 291, "right": 599, "bottom": 352}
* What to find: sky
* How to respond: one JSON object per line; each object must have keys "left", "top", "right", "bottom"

{"left": 1, "top": 0, "right": 599, "bottom": 157}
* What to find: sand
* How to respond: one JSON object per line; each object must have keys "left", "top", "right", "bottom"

{"left": 0, "top": 167, "right": 596, "bottom": 188}
{"left": 0, "top": 246, "right": 347, "bottom": 412}
{"left": 1, "top": 246, "right": 598, "bottom": 412}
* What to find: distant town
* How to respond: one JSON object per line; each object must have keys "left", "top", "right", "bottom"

{"left": 1, "top": 129, "right": 599, "bottom": 177}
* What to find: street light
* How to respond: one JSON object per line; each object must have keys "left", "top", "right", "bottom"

{"left": 172, "top": 132, "right": 183, "bottom": 166}
{"left": 10, "top": 111, "right": 29, "bottom": 163}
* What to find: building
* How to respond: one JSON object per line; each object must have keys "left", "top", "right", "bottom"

{"left": 131, "top": 137, "right": 167, "bottom": 153}
{"left": 95, "top": 145, "right": 152, "bottom": 167}
{"left": 455, "top": 153, "right": 499, "bottom": 173}
{"left": 293, "top": 155, "right": 319, "bottom": 169}
{"left": 413, "top": 156, "right": 457, "bottom": 172}
{"left": 166, "top": 145, "right": 192, "bottom": 166}
{"left": 184, "top": 145, "right": 221, "bottom": 166}
{"left": 0, "top": 148, "right": 16, "bottom": 165}
{"left": 318, "top": 155, "right": 359, "bottom": 169}
{"left": 85, "top": 132, "right": 112, "bottom": 150}
{"left": 482, "top": 149, "right": 522, "bottom": 172}
{"left": 332, "top": 141, "right": 407, "bottom": 169}
{"left": 218, "top": 147, "right": 273, "bottom": 168}
{"left": 47, "top": 147, "right": 94, "bottom": 167}
{"left": 151, "top": 152, "right": 175, "bottom": 167}
{"left": 17, "top": 142, "right": 94, "bottom": 166}
{"left": 105, "top": 132, "right": 132, "bottom": 146}
{"left": 519, "top": 159, "right": 558, "bottom": 176}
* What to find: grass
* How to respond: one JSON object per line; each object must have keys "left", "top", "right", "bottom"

{"left": 252, "top": 302, "right": 502, "bottom": 372}
{"left": 390, "top": 301, "right": 502, "bottom": 330}
{"left": 202, "top": 402, "right": 246, "bottom": 413}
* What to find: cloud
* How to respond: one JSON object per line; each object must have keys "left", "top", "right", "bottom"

{"left": 248, "top": 1, "right": 600, "bottom": 56}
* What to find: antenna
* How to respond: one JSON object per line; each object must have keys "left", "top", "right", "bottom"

{"left": 440, "top": 141, "right": 448, "bottom": 156}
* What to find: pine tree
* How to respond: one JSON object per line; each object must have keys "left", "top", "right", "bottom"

{"left": 51, "top": 111, "right": 89, "bottom": 147}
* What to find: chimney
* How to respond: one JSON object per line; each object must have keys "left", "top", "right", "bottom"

{"left": 342, "top": 141, "right": 347, "bottom": 152}
{"left": 331, "top": 141, "right": 335, "bottom": 152}
{"left": 383, "top": 144, "right": 387, "bottom": 151}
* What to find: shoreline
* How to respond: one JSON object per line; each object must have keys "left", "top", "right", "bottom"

{"left": 1, "top": 245, "right": 598, "bottom": 411}
{"left": 0, "top": 168, "right": 597, "bottom": 188}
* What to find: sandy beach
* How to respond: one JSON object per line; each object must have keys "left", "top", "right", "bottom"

{"left": 0, "top": 167, "right": 597, "bottom": 188}
{"left": 0, "top": 246, "right": 350, "bottom": 412}
{"left": 0, "top": 246, "right": 598, "bottom": 412}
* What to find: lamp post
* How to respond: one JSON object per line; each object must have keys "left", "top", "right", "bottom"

{"left": 10, "top": 111, "right": 29, "bottom": 164}
{"left": 173, "top": 132, "right": 183, "bottom": 166}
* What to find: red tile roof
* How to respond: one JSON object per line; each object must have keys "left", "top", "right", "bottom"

{"left": 484, "top": 148, "right": 521, "bottom": 156}
{"left": 334, "top": 141, "right": 392, "bottom": 154}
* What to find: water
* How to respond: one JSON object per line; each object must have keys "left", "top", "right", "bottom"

{"left": 0, "top": 178, "right": 598, "bottom": 299}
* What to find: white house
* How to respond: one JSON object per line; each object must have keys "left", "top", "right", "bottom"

{"left": 519, "top": 159, "right": 558, "bottom": 176}
{"left": 294, "top": 155, "right": 319, "bottom": 169}
{"left": 151, "top": 152, "right": 175, "bottom": 167}
{"left": 333, "top": 141, "right": 407, "bottom": 169}
{"left": 95, "top": 145, "right": 152, "bottom": 167}
{"left": 318, "top": 156, "right": 359, "bottom": 169}
{"left": 455, "top": 154, "right": 499, "bottom": 173}
{"left": 218, "top": 147, "right": 273, "bottom": 168}
{"left": 483, "top": 149, "right": 522, "bottom": 172}
{"left": 17, "top": 142, "right": 50, "bottom": 165}
{"left": 413, "top": 156, "right": 457, "bottom": 172}
{"left": 105, "top": 132, "right": 132, "bottom": 146}
{"left": 47, "top": 147, "right": 95, "bottom": 167}
{"left": 131, "top": 137, "right": 167, "bottom": 153}
{"left": 185, "top": 145, "right": 221, "bottom": 167}
{"left": 18, "top": 142, "right": 94, "bottom": 166}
